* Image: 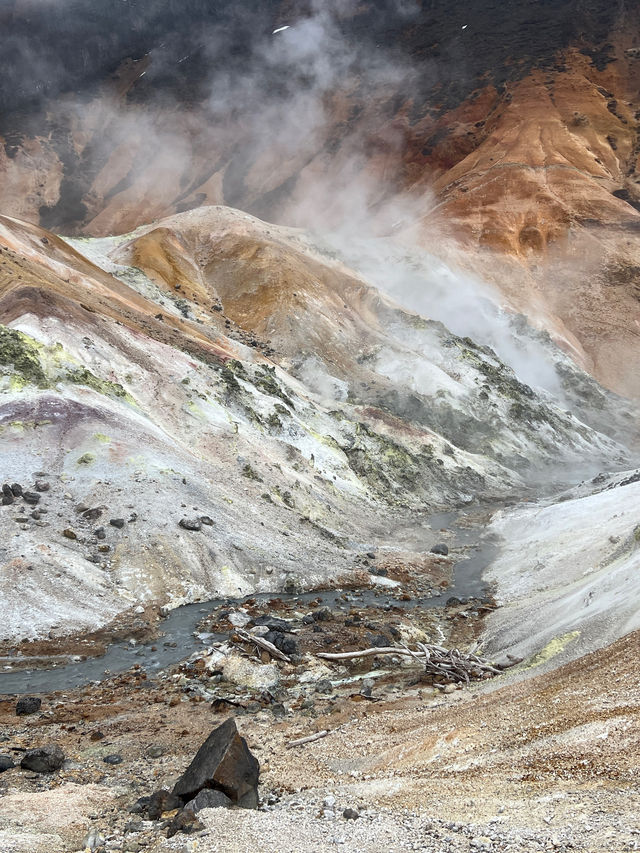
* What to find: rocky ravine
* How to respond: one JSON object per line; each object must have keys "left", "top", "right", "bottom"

{"left": 1, "top": 204, "right": 633, "bottom": 648}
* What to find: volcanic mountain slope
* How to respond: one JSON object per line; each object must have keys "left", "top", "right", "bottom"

{"left": 0, "top": 204, "right": 633, "bottom": 643}
{"left": 1, "top": 0, "right": 640, "bottom": 401}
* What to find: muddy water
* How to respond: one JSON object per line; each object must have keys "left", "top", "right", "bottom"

{"left": 0, "top": 511, "right": 498, "bottom": 695}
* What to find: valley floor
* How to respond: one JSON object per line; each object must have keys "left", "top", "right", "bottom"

{"left": 1, "top": 627, "right": 639, "bottom": 853}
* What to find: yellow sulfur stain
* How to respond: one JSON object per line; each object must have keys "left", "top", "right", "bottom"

{"left": 527, "top": 631, "right": 580, "bottom": 669}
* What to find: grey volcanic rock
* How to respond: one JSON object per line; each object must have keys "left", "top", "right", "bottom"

{"left": 20, "top": 744, "right": 65, "bottom": 773}
{"left": 172, "top": 718, "right": 259, "bottom": 808}
{"left": 179, "top": 517, "right": 202, "bottom": 531}
{"left": 0, "top": 754, "right": 15, "bottom": 772}
{"left": 431, "top": 543, "right": 449, "bottom": 556}
{"left": 186, "top": 789, "right": 233, "bottom": 812}
{"left": 16, "top": 696, "right": 41, "bottom": 716}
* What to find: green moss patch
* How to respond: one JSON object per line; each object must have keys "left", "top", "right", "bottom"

{"left": 0, "top": 326, "right": 48, "bottom": 388}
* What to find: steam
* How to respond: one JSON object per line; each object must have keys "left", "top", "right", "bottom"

{"left": 2, "top": 0, "right": 576, "bottom": 400}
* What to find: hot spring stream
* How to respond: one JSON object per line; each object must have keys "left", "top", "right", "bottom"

{"left": 0, "top": 511, "right": 499, "bottom": 695}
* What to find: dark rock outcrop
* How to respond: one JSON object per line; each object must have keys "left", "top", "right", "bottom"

{"left": 172, "top": 717, "right": 259, "bottom": 808}
{"left": 186, "top": 789, "right": 233, "bottom": 813}
{"left": 0, "top": 754, "right": 15, "bottom": 772}
{"left": 16, "top": 696, "right": 41, "bottom": 716}
{"left": 20, "top": 744, "right": 65, "bottom": 773}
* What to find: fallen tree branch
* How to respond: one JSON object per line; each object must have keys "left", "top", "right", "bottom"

{"left": 317, "top": 642, "right": 501, "bottom": 684}
{"left": 286, "top": 729, "right": 330, "bottom": 749}
{"left": 236, "top": 628, "right": 291, "bottom": 663}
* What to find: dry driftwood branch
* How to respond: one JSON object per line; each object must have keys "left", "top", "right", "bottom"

{"left": 317, "top": 642, "right": 501, "bottom": 684}
{"left": 286, "top": 729, "right": 330, "bottom": 749}
{"left": 236, "top": 628, "right": 291, "bottom": 663}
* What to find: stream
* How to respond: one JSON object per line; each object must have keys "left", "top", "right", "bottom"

{"left": 0, "top": 511, "right": 499, "bottom": 695}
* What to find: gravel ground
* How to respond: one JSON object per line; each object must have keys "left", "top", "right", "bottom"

{"left": 2, "top": 625, "right": 639, "bottom": 853}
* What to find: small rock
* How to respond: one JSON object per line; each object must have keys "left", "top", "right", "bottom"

{"left": 145, "top": 744, "right": 165, "bottom": 759}
{"left": 367, "top": 634, "right": 390, "bottom": 648}
{"left": 95, "top": 526, "right": 106, "bottom": 539}
{"left": 1, "top": 494, "right": 13, "bottom": 505}
{"left": 166, "top": 808, "right": 204, "bottom": 838}
{"left": 83, "top": 507, "right": 103, "bottom": 521}
{"left": 20, "top": 744, "right": 65, "bottom": 773}
{"left": 1, "top": 483, "right": 12, "bottom": 496}
{"left": 324, "top": 795, "right": 336, "bottom": 808}
{"left": 83, "top": 828, "right": 106, "bottom": 851}
{"left": 315, "top": 679, "right": 333, "bottom": 694}
{"left": 431, "top": 543, "right": 449, "bottom": 556}
{"left": 443, "top": 683, "right": 457, "bottom": 694}
{"left": 343, "top": 808, "right": 359, "bottom": 820}
{"left": 98, "top": 544, "right": 111, "bottom": 553}
{"left": 103, "top": 754, "right": 123, "bottom": 765}
{"left": 200, "top": 515, "right": 214, "bottom": 526}
{"left": 62, "top": 528, "right": 78, "bottom": 540}
{"left": 313, "top": 606, "right": 332, "bottom": 622}
{"left": 222, "top": 654, "right": 280, "bottom": 691}
{"left": 185, "top": 788, "right": 233, "bottom": 813}
{"left": 228, "top": 610, "right": 250, "bottom": 628}
{"left": 22, "top": 491, "right": 41, "bottom": 505}
{"left": 16, "top": 696, "right": 42, "bottom": 716}
{"left": 139, "top": 789, "right": 187, "bottom": 820}
{"left": 0, "top": 754, "right": 15, "bottom": 772}
{"left": 179, "top": 518, "right": 202, "bottom": 531}
{"left": 110, "top": 518, "right": 125, "bottom": 529}
{"left": 10, "top": 483, "right": 23, "bottom": 497}
{"left": 35, "top": 481, "right": 50, "bottom": 492}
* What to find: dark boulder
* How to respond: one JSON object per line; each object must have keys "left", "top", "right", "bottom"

{"left": 130, "top": 789, "right": 183, "bottom": 819}
{"left": 20, "top": 744, "right": 65, "bottom": 773}
{"left": 16, "top": 696, "right": 41, "bottom": 716}
{"left": 103, "top": 754, "right": 123, "bottom": 765}
{"left": 264, "top": 630, "right": 298, "bottom": 657}
{"left": 10, "top": 483, "right": 23, "bottom": 497}
{"left": 430, "top": 543, "right": 449, "bottom": 556}
{"left": 166, "top": 808, "right": 205, "bottom": 838}
{"left": 109, "top": 518, "right": 125, "bottom": 528}
{"left": 179, "top": 517, "right": 202, "bottom": 531}
{"left": 367, "top": 633, "right": 391, "bottom": 648}
{"left": 186, "top": 788, "right": 233, "bottom": 813}
{"left": 1, "top": 483, "right": 12, "bottom": 496}
{"left": 1, "top": 494, "right": 13, "bottom": 505}
{"left": 172, "top": 717, "right": 259, "bottom": 808}
{"left": 253, "top": 615, "right": 290, "bottom": 632}
{"left": 0, "top": 754, "right": 15, "bottom": 772}
{"left": 22, "top": 491, "right": 41, "bottom": 505}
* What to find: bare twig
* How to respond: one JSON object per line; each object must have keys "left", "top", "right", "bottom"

{"left": 286, "top": 729, "right": 330, "bottom": 749}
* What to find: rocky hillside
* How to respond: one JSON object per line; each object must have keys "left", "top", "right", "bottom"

{"left": 2, "top": 204, "right": 633, "bottom": 643}
{"left": 1, "top": 1, "right": 640, "bottom": 399}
